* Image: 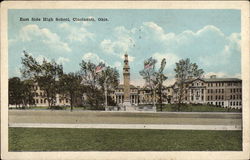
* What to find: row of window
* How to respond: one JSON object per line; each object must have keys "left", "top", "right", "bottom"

{"left": 207, "top": 82, "right": 241, "bottom": 87}
{"left": 230, "top": 88, "right": 241, "bottom": 93}
{"left": 190, "top": 89, "right": 204, "bottom": 94}
{"left": 116, "top": 89, "right": 144, "bottom": 93}
{"left": 207, "top": 101, "right": 242, "bottom": 106}
{"left": 230, "top": 95, "right": 242, "bottom": 100}
{"left": 185, "top": 94, "right": 241, "bottom": 101}
{"left": 207, "top": 101, "right": 224, "bottom": 106}
{"left": 191, "top": 82, "right": 204, "bottom": 87}
{"left": 36, "top": 99, "right": 47, "bottom": 104}
{"left": 228, "top": 82, "right": 241, "bottom": 87}
{"left": 33, "top": 86, "right": 40, "bottom": 90}
{"left": 207, "top": 82, "right": 225, "bottom": 87}
{"left": 35, "top": 92, "right": 45, "bottom": 97}
{"left": 115, "top": 87, "right": 241, "bottom": 95}
{"left": 190, "top": 96, "right": 204, "bottom": 101}
{"left": 207, "top": 95, "right": 224, "bottom": 100}
{"left": 207, "top": 95, "right": 242, "bottom": 100}
{"left": 189, "top": 88, "right": 241, "bottom": 95}
{"left": 59, "top": 99, "right": 69, "bottom": 103}
{"left": 207, "top": 89, "right": 224, "bottom": 94}
{"left": 230, "top": 101, "right": 242, "bottom": 106}
{"left": 35, "top": 99, "right": 69, "bottom": 104}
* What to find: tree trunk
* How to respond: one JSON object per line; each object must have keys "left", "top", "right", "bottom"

{"left": 70, "top": 94, "right": 73, "bottom": 112}
{"left": 159, "top": 84, "right": 163, "bottom": 112}
{"left": 177, "top": 83, "right": 184, "bottom": 111}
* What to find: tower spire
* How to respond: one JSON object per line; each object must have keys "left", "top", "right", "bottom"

{"left": 123, "top": 53, "right": 131, "bottom": 108}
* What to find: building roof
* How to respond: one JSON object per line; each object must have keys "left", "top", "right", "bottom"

{"left": 171, "top": 77, "right": 242, "bottom": 88}
{"left": 202, "top": 78, "right": 241, "bottom": 82}
{"left": 182, "top": 77, "right": 241, "bottom": 83}
{"left": 117, "top": 77, "right": 242, "bottom": 90}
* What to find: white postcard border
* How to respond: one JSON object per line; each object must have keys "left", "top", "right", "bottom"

{"left": 1, "top": 1, "right": 249, "bottom": 160}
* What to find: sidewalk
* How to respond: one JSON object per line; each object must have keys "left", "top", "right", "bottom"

{"left": 9, "top": 123, "right": 242, "bottom": 131}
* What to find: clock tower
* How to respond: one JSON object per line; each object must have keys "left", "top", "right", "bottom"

{"left": 123, "top": 54, "right": 131, "bottom": 108}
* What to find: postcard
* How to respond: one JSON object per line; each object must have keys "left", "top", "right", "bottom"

{"left": 1, "top": 1, "right": 250, "bottom": 160}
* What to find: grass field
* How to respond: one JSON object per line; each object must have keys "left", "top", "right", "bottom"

{"left": 157, "top": 104, "right": 241, "bottom": 112}
{"left": 9, "top": 127, "right": 242, "bottom": 151}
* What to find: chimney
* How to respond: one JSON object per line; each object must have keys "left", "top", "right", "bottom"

{"left": 210, "top": 75, "right": 216, "bottom": 79}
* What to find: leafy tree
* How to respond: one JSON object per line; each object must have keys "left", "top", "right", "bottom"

{"left": 139, "top": 57, "right": 157, "bottom": 106}
{"left": 9, "top": 77, "right": 23, "bottom": 108}
{"left": 98, "top": 66, "right": 119, "bottom": 106}
{"left": 79, "top": 60, "right": 104, "bottom": 109}
{"left": 21, "top": 51, "right": 63, "bottom": 108}
{"left": 8, "top": 77, "right": 35, "bottom": 108}
{"left": 79, "top": 60, "right": 119, "bottom": 109}
{"left": 58, "top": 72, "right": 82, "bottom": 111}
{"left": 139, "top": 57, "right": 168, "bottom": 110}
{"left": 21, "top": 79, "right": 36, "bottom": 107}
{"left": 174, "top": 58, "right": 204, "bottom": 111}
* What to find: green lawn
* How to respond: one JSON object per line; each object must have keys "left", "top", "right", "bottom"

{"left": 157, "top": 104, "right": 242, "bottom": 112}
{"left": 9, "top": 127, "right": 242, "bottom": 151}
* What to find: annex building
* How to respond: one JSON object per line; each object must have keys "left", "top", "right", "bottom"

{"left": 110, "top": 75, "right": 242, "bottom": 109}
{"left": 110, "top": 54, "right": 242, "bottom": 109}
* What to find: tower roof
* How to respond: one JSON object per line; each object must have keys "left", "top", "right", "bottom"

{"left": 124, "top": 53, "right": 128, "bottom": 61}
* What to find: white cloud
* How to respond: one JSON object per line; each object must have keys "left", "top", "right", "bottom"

{"left": 114, "top": 61, "right": 122, "bottom": 68}
{"left": 204, "top": 72, "right": 228, "bottom": 78}
{"left": 82, "top": 52, "right": 105, "bottom": 64}
{"left": 100, "top": 26, "right": 136, "bottom": 59}
{"left": 142, "top": 22, "right": 240, "bottom": 72}
{"left": 143, "top": 22, "right": 164, "bottom": 33}
{"left": 20, "top": 24, "right": 71, "bottom": 52}
{"left": 223, "top": 33, "right": 241, "bottom": 56}
{"left": 143, "top": 22, "right": 175, "bottom": 41}
{"left": 14, "top": 66, "right": 22, "bottom": 77}
{"left": 59, "top": 22, "right": 94, "bottom": 43}
{"left": 100, "top": 39, "right": 114, "bottom": 54}
{"left": 164, "top": 78, "right": 176, "bottom": 86}
{"left": 204, "top": 72, "right": 240, "bottom": 79}
{"left": 36, "top": 55, "right": 50, "bottom": 64}
{"left": 119, "top": 54, "right": 135, "bottom": 62}
{"left": 130, "top": 78, "right": 145, "bottom": 87}
{"left": 57, "top": 57, "right": 70, "bottom": 65}
{"left": 233, "top": 73, "right": 241, "bottom": 79}
{"left": 196, "top": 25, "right": 225, "bottom": 37}
{"left": 152, "top": 52, "right": 179, "bottom": 69}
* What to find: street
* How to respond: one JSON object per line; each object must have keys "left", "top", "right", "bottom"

{"left": 9, "top": 110, "right": 242, "bottom": 130}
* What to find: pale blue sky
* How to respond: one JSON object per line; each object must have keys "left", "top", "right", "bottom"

{"left": 8, "top": 9, "right": 241, "bottom": 86}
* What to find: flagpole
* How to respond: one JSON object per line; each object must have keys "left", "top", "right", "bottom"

{"left": 104, "top": 76, "right": 108, "bottom": 108}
